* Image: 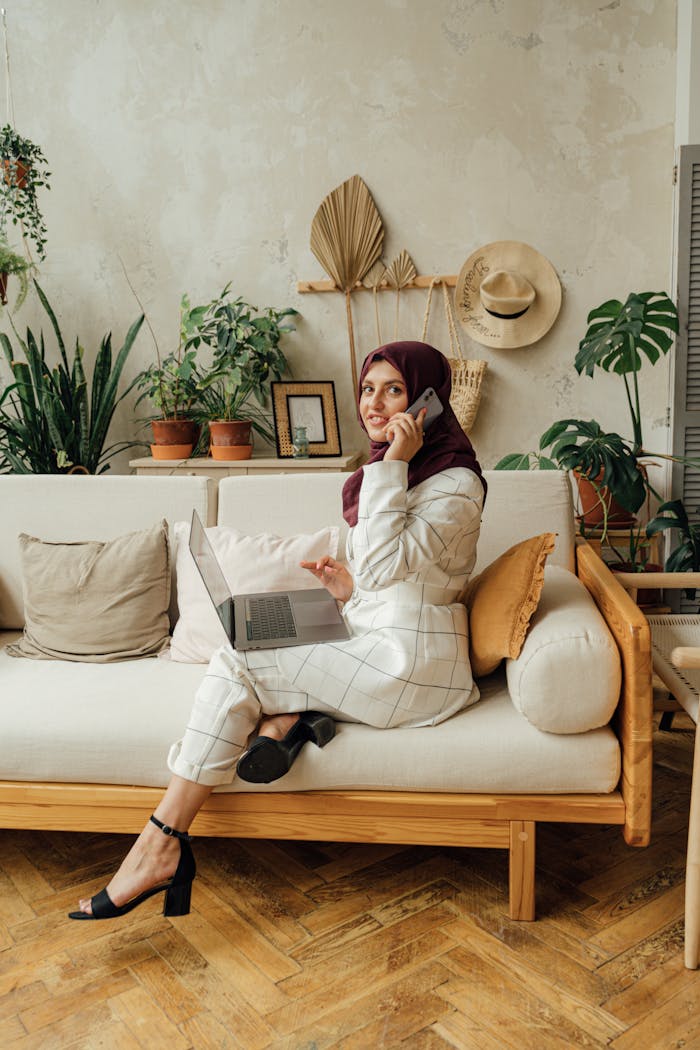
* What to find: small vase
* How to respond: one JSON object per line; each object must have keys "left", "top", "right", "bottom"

{"left": 292, "top": 425, "right": 310, "bottom": 458}
{"left": 209, "top": 419, "right": 253, "bottom": 461}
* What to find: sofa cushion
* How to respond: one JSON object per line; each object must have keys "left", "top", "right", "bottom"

{"left": 474, "top": 469, "right": 575, "bottom": 573}
{"left": 0, "top": 475, "right": 213, "bottom": 630}
{"left": 0, "top": 632, "right": 621, "bottom": 794}
{"left": 5, "top": 521, "right": 171, "bottom": 663}
{"left": 506, "top": 565, "right": 621, "bottom": 734}
{"left": 218, "top": 473, "right": 350, "bottom": 557}
{"left": 465, "top": 533, "right": 556, "bottom": 677}
{"left": 168, "top": 522, "right": 339, "bottom": 663}
{"left": 215, "top": 470, "right": 577, "bottom": 574}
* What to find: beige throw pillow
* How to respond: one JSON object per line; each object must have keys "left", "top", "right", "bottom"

{"left": 6, "top": 521, "right": 171, "bottom": 662}
{"left": 169, "top": 522, "right": 339, "bottom": 663}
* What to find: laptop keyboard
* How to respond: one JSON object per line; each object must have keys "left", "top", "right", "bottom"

{"left": 245, "top": 595, "right": 297, "bottom": 641}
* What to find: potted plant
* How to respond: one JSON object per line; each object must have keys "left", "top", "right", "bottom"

{"left": 0, "top": 241, "right": 33, "bottom": 309}
{"left": 134, "top": 294, "right": 207, "bottom": 459}
{"left": 497, "top": 291, "right": 680, "bottom": 534}
{"left": 186, "top": 284, "right": 298, "bottom": 460}
{"left": 646, "top": 499, "right": 700, "bottom": 603}
{"left": 0, "top": 281, "right": 144, "bottom": 474}
{"left": 523, "top": 419, "right": 647, "bottom": 526}
{"left": 596, "top": 520, "right": 666, "bottom": 607}
{"left": 569, "top": 290, "right": 678, "bottom": 519}
{"left": 495, "top": 289, "right": 700, "bottom": 603}
{"left": 0, "top": 125, "right": 50, "bottom": 261}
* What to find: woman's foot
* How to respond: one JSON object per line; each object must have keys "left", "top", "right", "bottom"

{"left": 257, "top": 713, "right": 300, "bottom": 740}
{"left": 76, "top": 817, "right": 181, "bottom": 916}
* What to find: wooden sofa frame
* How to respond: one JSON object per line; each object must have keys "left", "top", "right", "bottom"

{"left": 0, "top": 541, "right": 652, "bottom": 920}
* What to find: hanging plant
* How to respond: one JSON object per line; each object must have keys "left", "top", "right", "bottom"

{"left": 0, "top": 124, "right": 50, "bottom": 261}
{"left": 0, "top": 240, "right": 32, "bottom": 309}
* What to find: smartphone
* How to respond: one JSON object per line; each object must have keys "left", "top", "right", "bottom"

{"left": 406, "top": 387, "right": 444, "bottom": 430}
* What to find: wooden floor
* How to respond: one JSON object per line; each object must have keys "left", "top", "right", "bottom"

{"left": 1, "top": 714, "right": 698, "bottom": 1049}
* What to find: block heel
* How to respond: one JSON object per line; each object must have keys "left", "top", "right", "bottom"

{"left": 69, "top": 815, "right": 196, "bottom": 921}
{"left": 236, "top": 711, "right": 336, "bottom": 784}
{"left": 299, "top": 710, "right": 336, "bottom": 747}
{"left": 164, "top": 878, "right": 193, "bottom": 917}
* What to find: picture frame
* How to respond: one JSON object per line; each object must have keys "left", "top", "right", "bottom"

{"left": 271, "top": 381, "right": 342, "bottom": 457}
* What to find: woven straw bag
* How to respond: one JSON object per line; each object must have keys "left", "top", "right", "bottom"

{"left": 421, "top": 280, "right": 487, "bottom": 434}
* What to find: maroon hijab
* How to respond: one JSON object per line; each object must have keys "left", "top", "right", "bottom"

{"left": 342, "top": 341, "right": 486, "bottom": 526}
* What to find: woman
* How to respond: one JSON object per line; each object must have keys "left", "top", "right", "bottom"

{"left": 71, "top": 340, "right": 486, "bottom": 920}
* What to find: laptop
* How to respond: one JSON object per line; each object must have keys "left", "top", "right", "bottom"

{"left": 188, "top": 510, "right": 350, "bottom": 650}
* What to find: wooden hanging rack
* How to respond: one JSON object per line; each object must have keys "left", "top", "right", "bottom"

{"left": 297, "top": 274, "right": 458, "bottom": 293}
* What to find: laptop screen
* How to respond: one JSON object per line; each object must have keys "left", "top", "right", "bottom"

{"left": 188, "top": 511, "right": 233, "bottom": 637}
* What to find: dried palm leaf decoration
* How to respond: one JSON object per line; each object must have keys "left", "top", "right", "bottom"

{"left": 362, "top": 259, "right": 387, "bottom": 345}
{"left": 310, "top": 175, "right": 384, "bottom": 392}
{"left": 384, "top": 250, "right": 417, "bottom": 339}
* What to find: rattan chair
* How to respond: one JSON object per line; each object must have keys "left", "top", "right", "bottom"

{"left": 616, "top": 570, "right": 700, "bottom": 969}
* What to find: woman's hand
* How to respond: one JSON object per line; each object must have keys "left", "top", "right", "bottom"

{"left": 300, "top": 556, "right": 354, "bottom": 603}
{"left": 384, "top": 407, "right": 426, "bottom": 463}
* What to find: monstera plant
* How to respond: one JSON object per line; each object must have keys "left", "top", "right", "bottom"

{"left": 574, "top": 291, "right": 679, "bottom": 455}
{"left": 497, "top": 291, "right": 680, "bottom": 530}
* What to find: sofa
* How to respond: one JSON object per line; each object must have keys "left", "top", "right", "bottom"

{"left": 0, "top": 470, "right": 653, "bottom": 920}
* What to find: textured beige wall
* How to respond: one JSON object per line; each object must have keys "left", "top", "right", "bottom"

{"left": 1, "top": 0, "right": 677, "bottom": 471}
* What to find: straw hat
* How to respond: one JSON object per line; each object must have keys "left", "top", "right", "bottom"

{"left": 454, "top": 241, "right": 561, "bottom": 349}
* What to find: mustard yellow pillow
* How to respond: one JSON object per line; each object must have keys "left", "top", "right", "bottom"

{"left": 464, "top": 533, "right": 556, "bottom": 677}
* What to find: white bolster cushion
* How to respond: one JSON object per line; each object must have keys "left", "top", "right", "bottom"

{"left": 505, "top": 565, "right": 621, "bottom": 734}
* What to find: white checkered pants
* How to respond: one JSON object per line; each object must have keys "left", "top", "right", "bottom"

{"left": 167, "top": 644, "right": 341, "bottom": 786}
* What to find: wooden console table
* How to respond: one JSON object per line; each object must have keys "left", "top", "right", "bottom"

{"left": 129, "top": 451, "right": 363, "bottom": 482}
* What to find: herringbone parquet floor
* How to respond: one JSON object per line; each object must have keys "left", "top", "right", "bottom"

{"left": 1, "top": 713, "right": 698, "bottom": 1049}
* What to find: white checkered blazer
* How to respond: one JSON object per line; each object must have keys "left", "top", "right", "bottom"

{"left": 276, "top": 459, "right": 484, "bottom": 729}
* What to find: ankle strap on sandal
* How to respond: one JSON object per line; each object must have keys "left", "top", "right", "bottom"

{"left": 150, "top": 814, "right": 192, "bottom": 841}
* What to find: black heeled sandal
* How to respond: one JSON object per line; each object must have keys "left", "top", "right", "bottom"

{"left": 68, "top": 814, "right": 196, "bottom": 921}
{"left": 236, "top": 710, "right": 336, "bottom": 784}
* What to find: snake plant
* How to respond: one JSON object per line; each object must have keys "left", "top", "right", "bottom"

{"left": 0, "top": 281, "right": 144, "bottom": 473}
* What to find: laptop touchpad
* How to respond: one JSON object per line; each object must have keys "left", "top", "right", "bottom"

{"left": 294, "top": 602, "right": 340, "bottom": 626}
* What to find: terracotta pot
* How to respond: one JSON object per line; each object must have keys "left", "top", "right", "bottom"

{"left": 574, "top": 470, "right": 637, "bottom": 528}
{"left": 611, "top": 562, "right": 663, "bottom": 607}
{"left": 210, "top": 444, "right": 254, "bottom": 461}
{"left": 1, "top": 157, "right": 28, "bottom": 189}
{"left": 150, "top": 444, "right": 196, "bottom": 461}
{"left": 209, "top": 419, "right": 253, "bottom": 461}
{"left": 150, "top": 419, "right": 199, "bottom": 459}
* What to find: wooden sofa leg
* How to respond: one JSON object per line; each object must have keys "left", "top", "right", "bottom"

{"left": 685, "top": 719, "right": 700, "bottom": 969}
{"left": 509, "top": 820, "right": 536, "bottom": 921}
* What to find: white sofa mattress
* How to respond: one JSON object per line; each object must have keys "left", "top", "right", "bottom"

{"left": 0, "top": 633, "right": 620, "bottom": 795}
